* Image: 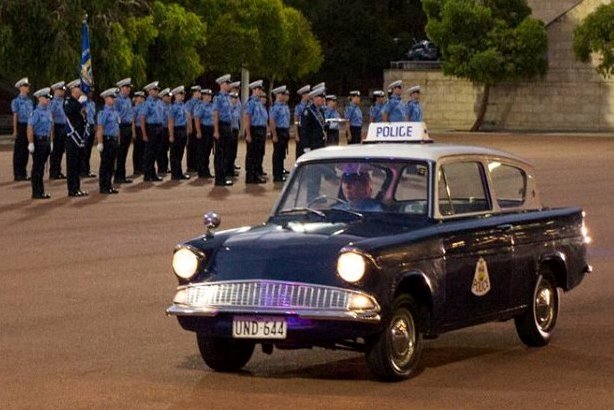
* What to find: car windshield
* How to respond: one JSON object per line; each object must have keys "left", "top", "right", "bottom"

{"left": 277, "top": 160, "right": 430, "bottom": 215}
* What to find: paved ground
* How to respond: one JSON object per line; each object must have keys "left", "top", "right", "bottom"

{"left": 0, "top": 134, "right": 613, "bottom": 410}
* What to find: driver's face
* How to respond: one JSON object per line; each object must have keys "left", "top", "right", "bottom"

{"left": 342, "top": 177, "right": 372, "bottom": 203}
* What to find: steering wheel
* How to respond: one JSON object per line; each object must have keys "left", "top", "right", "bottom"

{"left": 307, "top": 195, "right": 348, "bottom": 208}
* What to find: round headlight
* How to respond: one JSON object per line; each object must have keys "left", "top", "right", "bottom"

{"left": 172, "top": 248, "right": 200, "bottom": 279}
{"left": 337, "top": 252, "right": 367, "bottom": 283}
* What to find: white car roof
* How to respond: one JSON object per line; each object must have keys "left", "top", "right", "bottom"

{"left": 297, "top": 143, "right": 531, "bottom": 167}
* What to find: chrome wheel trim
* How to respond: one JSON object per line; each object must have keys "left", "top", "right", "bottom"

{"left": 534, "top": 278, "right": 556, "bottom": 332}
{"left": 389, "top": 310, "right": 416, "bottom": 372}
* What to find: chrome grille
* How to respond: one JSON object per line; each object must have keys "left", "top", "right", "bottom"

{"left": 185, "top": 280, "right": 351, "bottom": 310}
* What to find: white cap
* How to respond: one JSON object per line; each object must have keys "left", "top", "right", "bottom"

{"left": 249, "top": 80, "right": 263, "bottom": 89}
{"left": 297, "top": 85, "right": 311, "bottom": 95}
{"left": 116, "top": 78, "right": 132, "bottom": 88}
{"left": 216, "top": 74, "right": 231, "bottom": 84}
{"left": 325, "top": 94, "right": 337, "bottom": 101}
{"left": 313, "top": 82, "right": 325, "bottom": 90}
{"left": 388, "top": 80, "right": 403, "bottom": 90}
{"left": 100, "top": 87, "right": 119, "bottom": 99}
{"left": 308, "top": 86, "right": 326, "bottom": 98}
{"left": 230, "top": 92, "right": 239, "bottom": 98}
{"left": 143, "top": 81, "right": 160, "bottom": 92}
{"left": 409, "top": 85, "right": 421, "bottom": 94}
{"left": 66, "top": 79, "right": 81, "bottom": 89}
{"left": 50, "top": 81, "right": 66, "bottom": 91}
{"left": 134, "top": 91, "right": 145, "bottom": 97}
{"left": 373, "top": 90, "right": 385, "bottom": 97}
{"left": 202, "top": 88, "right": 213, "bottom": 95}
{"left": 160, "top": 88, "right": 171, "bottom": 97}
{"left": 15, "top": 78, "right": 30, "bottom": 88}
{"left": 171, "top": 86, "right": 185, "bottom": 95}
{"left": 271, "top": 85, "right": 287, "bottom": 94}
{"left": 33, "top": 87, "right": 52, "bottom": 99}
{"left": 349, "top": 90, "right": 361, "bottom": 97}
{"left": 229, "top": 81, "right": 241, "bottom": 89}
{"left": 190, "top": 85, "right": 202, "bottom": 92}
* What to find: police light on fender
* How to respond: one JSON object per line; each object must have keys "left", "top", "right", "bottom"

{"left": 363, "top": 121, "right": 432, "bottom": 143}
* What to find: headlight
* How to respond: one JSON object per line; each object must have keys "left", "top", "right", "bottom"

{"left": 172, "top": 248, "right": 200, "bottom": 279}
{"left": 337, "top": 252, "right": 367, "bottom": 283}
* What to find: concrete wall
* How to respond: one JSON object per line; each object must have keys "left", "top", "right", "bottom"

{"left": 384, "top": 0, "right": 614, "bottom": 131}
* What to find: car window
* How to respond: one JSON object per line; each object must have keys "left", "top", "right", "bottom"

{"left": 489, "top": 162, "right": 527, "bottom": 208}
{"left": 438, "top": 162, "right": 490, "bottom": 216}
{"left": 395, "top": 164, "right": 429, "bottom": 214}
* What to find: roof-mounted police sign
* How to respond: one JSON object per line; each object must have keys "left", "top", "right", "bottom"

{"left": 363, "top": 122, "right": 432, "bottom": 143}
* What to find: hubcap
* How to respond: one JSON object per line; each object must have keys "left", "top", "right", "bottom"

{"left": 534, "top": 279, "right": 555, "bottom": 331}
{"left": 389, "top": 312, "right": 415, "bottom": 371}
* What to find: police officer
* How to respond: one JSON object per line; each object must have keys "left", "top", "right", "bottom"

{"left": 114, "top": 78, "right": 134, "bottom": 183}
{"left": 345, "top": 91, "right": 363, "bottom": 144}
{"left": 168, "top": 86, "right": 191, "bottom": 180}
{"left": 157, "top": 88, "right": 172, "bottom": 174}
{"left": 96, "top": 88, "right": 121, "bottom": 194}
{"left": 294, "top": 85, "right": 310, "bottom": 159}
{"left": 49, "top": 81, "right": 67, "bottom": 179}
{"left": 27, "top": 87, "right": 54, "bottom": 199}
{"left": 324, "top": 95, "right": 341, "bottom": 146}
{"left": 381, "top": 80, "right": 407, "bottom": 122}
{"left": 140, "top": 81, "right": 164, "bottom": 182}
{"left": 269, "top": 85, "right": 290, "bottom": 182}
{"left": 369, "top": 90, "right": 385, "bottom": 123}
{"left": 407, "top": 85, "right": 423, "bottom": 122}
{"left": 244, "top": 80, "right": 268, "bottom": 184}
{"left": 11, "top": 77, "right": 33, "bottom": 181}
{"left": 132, "top": 91, "right": 146, "bottom": 176}
{"left": 63, "top": 79, "right": 88, "bottom": 197}
{"left": 185, "top": 85, "right": 202, "bottom": 173}
{"left": 212, "top": 74, "right": 234, "bottom": 187}
{"left": 80, "top": 92, "right": 97, "bottom": 178}
{"left": 301, "top": 86, "right": 327, "bottom": 153}
{"left": 193, "top": 88, "right": 214, "bottom": 178}
{"left": 229, "top": 81, "right": 241, "bottom": 174}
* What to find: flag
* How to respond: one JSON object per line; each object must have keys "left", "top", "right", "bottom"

{"left": 80, "top": 16, "right": 93, "bottom": 94}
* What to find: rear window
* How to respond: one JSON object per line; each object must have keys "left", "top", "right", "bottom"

{"left": 489, "top": 162, "right": 527, "bottom": 208}
{"left": 438, "top": 162, "right": 490, "bottom": 216}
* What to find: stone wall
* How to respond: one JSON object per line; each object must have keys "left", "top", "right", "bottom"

{"left": 383, "top": 0, "right": 614, "bottom": 131}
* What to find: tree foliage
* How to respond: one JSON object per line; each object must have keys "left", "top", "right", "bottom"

{"left": 423, "top": 0, "right": 548, "bottom": 130}
{"left": 573, "top": 3, "right": 614, "bottom": 78}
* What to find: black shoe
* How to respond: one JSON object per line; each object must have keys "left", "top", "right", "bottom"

{"left": 32, "top": 193, "right": 51, "bottom": 199}
{"left": 50, "top": 173, "right": 66, "bottom": 180}
{"left": 69, "top": 190, "right": 88, "bottom": 197}
{"left": 87, "top": 172, "right": 96, "bottom": 178}
{"left": 200, "top": 172, "right": 214, "bottom": 178}
{"left": 260, "top": 172, "right": 268, "bottom": 177}
{"left": 215, "top": 180, "right": 233, "bottom": 187}
{"left": 246, "top": 177, "right": 267, "bottom": 184}
{"left": 144, "top": 176, "right": 163, "bottom": 182}
{"left": 14, "top": 176, "right": 30, "bottom": 181}
{"left": 273, "top": 176, "right": 287, "bottom": 183}
{"left": 282, "top": 169, "right": 290, "bottom": 175}
{"left": 234, "top": 165, "right": 241, "bottom": 170}
{"left": 171, "top": 174, "right": 190, "bottom": 180}
{"left": 233, "top": 171, "right": 240, "bottom": 177}
{"left": 100, "top": 188, "right": 119, "bottom": 194}
{"left": 114, "top": 179, "right": 133, "bottom": 184}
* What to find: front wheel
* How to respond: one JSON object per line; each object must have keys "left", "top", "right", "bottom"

{"left": 515, "top": 270, "right": 559, "bottom": 347}
{"left": 365, "top": 294, "right": 424, "bottom": 381}
{"left": 196, "top": 333, "right": 255, "bottom": 372}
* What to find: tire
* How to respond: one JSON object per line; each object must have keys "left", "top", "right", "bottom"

{"left": 365, "top": 294, "right": 424, "bottom": 381}
{"left": 196, "top": 333, "right": 255, "bottom": 372}
{"left": 514, "top": 269, "right": 559, "bottom": 347}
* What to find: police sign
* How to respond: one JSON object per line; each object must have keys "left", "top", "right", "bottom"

{"left": 364, "top": 122, "right": 431, "bottom": 143}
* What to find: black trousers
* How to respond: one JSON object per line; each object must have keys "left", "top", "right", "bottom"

{"left": 214, "top": 122, "right": 232, "bottom": 185}
{"left": 349, "top": 126, "right": 362, "bottom": 144}
{"left": 157, "top": 127, "right": 170, "bottom": 174}
{"left": 133, "top": 127, "right": 144, "bottom": 175}
{"left": 197, "top": 125, "right": 214, "bottom": 177}
{"left": 170, "top": 126, "right": 187, "bottom": 178}
{"left": 273, "top": 128, "right": 289, "bottom": 180}
{"left": 99, "top": 137, "right": 119, "bottom": 191}
{"left": 31, "top": 137, "right": 50, "bottom": 197}
{"left": 50, "top": 124, "right": 66, "bottom": 177}
{"left": 144, "top": 124, "right": 163, "bottom": 179}
{"left": 13, "top": 123, "right": 29, "bottom": 179}
{"left": 65, "top": 135, "right": 83, "bottom": 194}
{"left": 257, "top": 128, "right": 266, "bottom": 175}
{"left": 295, "top": 127, "right": 304, "bottom": 159}
{"left": 246, "top": 126, "right": 266, "bottom": 182}
{"left": 230, "top": 128, "right": 239, "bottom": 169}
{"left": 115, "top": 124, "right": 132, "bottom": 180}
{"left": 326, "top": 129, "right": 339, "bottom": 146}
{"left": 79, "top": 124, "right": 95, "bottom": 176}
{"left": 186, "top": 122, "right": 198, "bottom": 172}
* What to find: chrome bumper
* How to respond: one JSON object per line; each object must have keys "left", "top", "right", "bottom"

{"left": 166, "top": 279, "right": 381, "bottom": 323}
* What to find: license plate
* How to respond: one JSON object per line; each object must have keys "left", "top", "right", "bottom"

{"left": 232, "top": 316, "right": 287, "bottom": 339}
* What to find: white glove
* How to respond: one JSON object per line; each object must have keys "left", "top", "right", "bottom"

{"left": 28, "top": 143, "right": 35, "bottom": 153}
{"left": 97, "top": 143, "right": 104, "bottom": 153}
{"left": 50, "top": 142, "right": 54, "bottom": 152}
{"left": 303, "top": 148, "right": 311, "bottom": 152}
{"left": 78, "top": 95, "right": 88, "bottom": 104}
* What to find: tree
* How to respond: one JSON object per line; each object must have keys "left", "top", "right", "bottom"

{"left": 423, "top": 0, "right": 548, "bottom": 131}
{"left": 573, "top": 3, "right": 614, "bottom": 78}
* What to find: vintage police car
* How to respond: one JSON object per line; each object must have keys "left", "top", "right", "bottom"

{"left": 167, "top": 122, "right": 591, "bottom": 381}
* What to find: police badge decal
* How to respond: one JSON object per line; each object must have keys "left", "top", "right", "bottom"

{"left": 471, "top": 257, "right": 491, "bottom": 296}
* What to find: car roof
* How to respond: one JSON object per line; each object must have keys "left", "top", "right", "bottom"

{"left": 297, "top": 143, "right": 532, "bottom": 167}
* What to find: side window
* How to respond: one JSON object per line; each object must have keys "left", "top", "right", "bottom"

{"left": 438, "top": 162, "right": 490, "bottom": 215}
{"left": 489, "top": 162, "right": 527, "bottom": 208}
{"left": 395, "top": 164, "right": 429, "bottom": 214}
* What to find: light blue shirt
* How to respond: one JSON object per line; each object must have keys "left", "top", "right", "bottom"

{"left": 269, "top": 101, "right": 290, "bottom": 129}
{"left": 194, "top": 101, "right": 214, "bottom": 126}
{"left": 324, "top": 107, "right": 341, "bottom": 130}
{"left": 169, "top": 102, "right": 188, "bottom": 127}
{"left": 28, "top": 104, "right": 53, "bottom": 137}
{"left": 344, "top": 103, "right": 363, "bottom": 127}
{"left": 294, "top": 100, "right": 308, "bottom": 126}
{"left": 140, "top": 96, "right": 163, "bottom": 125}
{"left": 49, "top": 96, "right": 66, "bottom": 124}
{"left": 407, "top": 100, "right": 423, "bottom": 122}
{"left": 369, "top": 103, "right": 383, "bottom": 122}
{"left": 245, "top": 95, "right": 268, "bottom": 126}
{"left": 231, "top": 100, "right": 241, "bottom": 130}
{"left": 97, "top": 106, "right": 120, "bottom": 137}
{"left": 11, "top": 95, "right": 34, "bottom": 123}
{"left": 162, "top": 101, "right": 171, "bottom": 126}
{"left": 381, "top": 95, "right": 406, "bottom": 122}
{"left": 213, "top": 91, "right": 233, "bottom": 123}
{"left": 114, "top": 94, "right": 133, "bottom": 124}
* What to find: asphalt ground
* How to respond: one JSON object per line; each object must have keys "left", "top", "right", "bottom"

{"left": 0, "top": 133, "right": 613, "bottom": 409}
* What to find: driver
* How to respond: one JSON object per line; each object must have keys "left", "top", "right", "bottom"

{"left": 339, "top": 171, "right": 383, "bottom": 212}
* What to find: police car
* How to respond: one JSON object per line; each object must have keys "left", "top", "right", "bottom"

{"left": 167, "top": 122, "right": 591, "bottom": 381}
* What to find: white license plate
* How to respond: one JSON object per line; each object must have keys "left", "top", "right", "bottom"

{"left": 232, "top": 316, "right": 287, "bottom": 339}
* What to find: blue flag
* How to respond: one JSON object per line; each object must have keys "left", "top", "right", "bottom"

{"left": 80, "top": 17, "right": 93, "bottom": 94}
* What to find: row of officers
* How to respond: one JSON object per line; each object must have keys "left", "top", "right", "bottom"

{"left": 11, "top": 76, "right": 422, "bottom": 199}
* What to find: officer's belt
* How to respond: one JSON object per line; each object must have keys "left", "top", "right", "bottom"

{"left": 251, "top": 125, "right": 266, "bottom": 129}
{"left": 120, "top": 123, "right": 132, "bottom": 127}
{"left": 34, "top": 135, "right": 49, "bottom": 140}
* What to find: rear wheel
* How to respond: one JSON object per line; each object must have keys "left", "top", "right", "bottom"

{"left": 515, "top": 269, "right": 559, "bottom": 347}
{"left": 365, "top": 294, "right": 424, "bottom": 381}
{"left": 196, "top": 333, "right": 255, "bottom": 372}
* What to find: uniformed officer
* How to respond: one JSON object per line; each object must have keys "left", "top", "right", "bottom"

{"left": 407, "top": 85, "right": 423, "bottom": 122}
{"left": 27, "top": 87, "right": 54, "bottom": 199}
{"left": 11, "top": 77, "right": 33, "bottom": 181}
{"left": 229, "top": 81, "right": 241, "bottom": 174}
{"left": 96, "top": 88, "right": 121, "bottom": 194}
{"left": 49, "top": 81, "right": 67, "bottom": 179}
{"left": 114, "top": 77, "right": 134, "bottom": 183}
{"left": 212, "top": 74, "right": 234, "bottom": 186}
{"left": 369, "top": 90, "right": 386, "bottom": 123}
{"left": 63, "top": 79, "right": 88, "bottom": 197}
{"left": 269, "top": 85, "right": 290, "bottom": 182}
{"left": 381, "top": 80, "right": 407, "bottom": 122}
{"left": 80, "top": 92, "right": 97, "bottom": 178}
{"left": 294, "top": 84, "right": 310, "bottom": 159}
{"left": 140, "top": 81, "right": 164, "bottom": 182}
{"left": 185, "top": 85, "right": 202, "bottom": 173}
{"left": 194, "top": 88, "right": 214, "bottom": 178}
{"left": 157, "top": 87, "right": 172, "bottom": 174}
{"left": 168, "top": 86, "right": 191, "bottom": 180}
{"left": 244, "top": 80, "right": 268, "bottom": 184}
{"left": 345, "top": 91, "right": 363, "bottom": 144}
{"left": 301, "top": 86, "right": 327, "bottom": 153}
{"left": 132, "top": 91, "right": 146, "bottom": 176}
{"left": 324, "top": 95, "right": 341, "bottom": 146}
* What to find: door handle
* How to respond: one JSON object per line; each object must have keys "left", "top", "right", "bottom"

{"left": 497, "top": 224, "right": 514, "bottom": 232}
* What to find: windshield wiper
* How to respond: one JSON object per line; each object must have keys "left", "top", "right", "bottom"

{"left": 326, "top": 208, "right": 364, "bottom": 218}
{"left": 277, "top": 207, "right": 326, "bottom": 218}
